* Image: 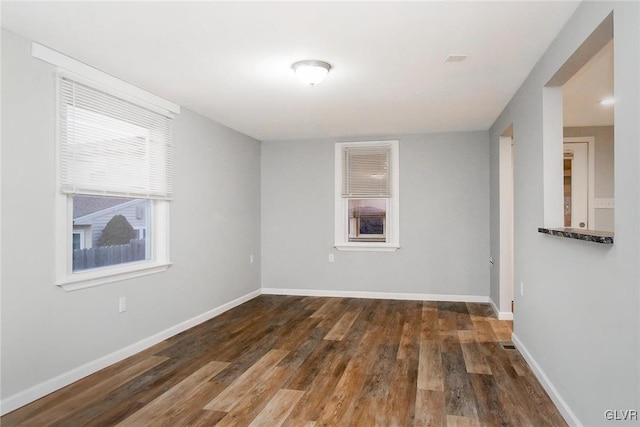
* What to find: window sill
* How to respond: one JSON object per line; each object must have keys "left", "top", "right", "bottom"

{"left": 335, "top": 244, "right": 400, "bottom": 252}
{"left": 57, "top": 261, "right": 173, "bottom": 291}
{"left": 538, "top": 227, "right": 614, "bottom": 245}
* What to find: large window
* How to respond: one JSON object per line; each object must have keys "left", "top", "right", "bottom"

{"left": 335, "top": 141, "right": 399, "bottom": 251}
{"left": 54, "top": 72, "right": 176, "bottom": 290}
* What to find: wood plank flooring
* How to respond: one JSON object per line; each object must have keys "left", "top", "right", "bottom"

{"left": 2, "top": 295, "right": 567, "bottom": 426}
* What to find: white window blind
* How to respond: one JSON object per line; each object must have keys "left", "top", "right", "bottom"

{"left": 342, "top": 145, "right": 391, "bottom": 197}
{"left": 58, "top": 75, "right": 173, "bottom": 199}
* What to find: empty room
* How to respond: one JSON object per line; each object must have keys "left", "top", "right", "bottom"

{"left": 1, "top": 1, "right": 639, "bottom": 426}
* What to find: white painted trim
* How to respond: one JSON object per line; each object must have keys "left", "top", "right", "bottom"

{"left": 498, "top": 311, "right": 513, "bottom": 321}
{"left": 334, "top": 245, "right": 399, "bottom": 252}
{"left": 262, "top": 288, "right": 490, "bottom": 303}
{"left": 31, "top": 42, "right": 180, "bottom": 116}
{"left": 489, "top": 298, "right": 514, "bottom": 321}
{"left": 499, "top": 135, "right": 515, "bottom": 316}
{"left": 0, "top": 289, "right": 261, "bottom": 416}
{"left": 490, "top": 298, "right": 499, "bottom": 316}
{"left": 563, "top": 137, "right": 596, "bottom": 230}
{"left": 59, "top": 262, "right": 173, "bottom": 291}
{"left": 542, "top": 87, "right": 564, "bottom": 228}
{"left": 512, "top": 333, "right": 582, "bottom": 427}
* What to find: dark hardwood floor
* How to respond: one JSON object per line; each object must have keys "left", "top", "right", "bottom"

{"left": 2, "top": 295, "right": 567, "bottom": 426}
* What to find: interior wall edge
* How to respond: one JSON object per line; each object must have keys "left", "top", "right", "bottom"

{"left": 489, "top": 298, "right": 514, "bottom": 321}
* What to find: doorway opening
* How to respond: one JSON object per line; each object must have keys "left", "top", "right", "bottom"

{"left": 563, "top": 138, "right": 595, "bottom": 229}
{"left": 499, "top": 125, "right": 514, "bottom": 320}
{"left": 543, "top": 13, "right": 614, "bottom": 231}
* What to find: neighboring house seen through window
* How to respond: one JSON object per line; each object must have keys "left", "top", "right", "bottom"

{"left": 348, "top": 199, "right": 386, "bottom": 242}
{"left": 72, "top": 195, "right": 150, "bottom": 272}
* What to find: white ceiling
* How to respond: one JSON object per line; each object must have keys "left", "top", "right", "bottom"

{"left": 563, "top": 39, "right": 614, "bottom": 127}
{"left": 1, "top": 1, "right": 582, "bottom": 141}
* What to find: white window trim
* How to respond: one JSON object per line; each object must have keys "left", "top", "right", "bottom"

{"left": 334, "top": 140, "right": 400, "bottom": 251}
{"left": 43, "top": 44, "right": 177, "bottom": 291}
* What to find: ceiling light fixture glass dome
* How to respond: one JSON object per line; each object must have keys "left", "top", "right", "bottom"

{"left": 291, "top": 60, "right": 332, "bottom": 86}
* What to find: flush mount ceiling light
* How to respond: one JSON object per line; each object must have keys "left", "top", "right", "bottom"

{"left": 291, "top": 60, "right": 332, "bottom": 86}
{"left": 599, "top": 97, "right": 615, "bottom": 106}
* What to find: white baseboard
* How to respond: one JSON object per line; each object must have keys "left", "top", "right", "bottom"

{"left": 489, "top": 298, "right": 514, "bottom": 320}
{"left": 0, "top": 288, "right": 261, "bottom": 416}
{"left": 512, "top": 333, "right": 581, "bottom": 427}
{"left": 261, "top": 287, "right": 490, "bottom": 303}
{"left": 499, "top": 312, "right": 514, "bottom": 320}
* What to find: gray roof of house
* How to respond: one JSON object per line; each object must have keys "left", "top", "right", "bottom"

{"left": 349, "top": 206, "right": 385, "bottom": 215}
{"left": 73, "top": 195, "right": 133, "bottom": 219}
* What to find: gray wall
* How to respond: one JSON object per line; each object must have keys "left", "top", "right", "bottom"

{"left": 564, "top": 126, "right": 615, "bottom": 231}
{"left": 1, "top": 30, "right": 261, "bottom": 399}
{"left": 261, "top": 132, "right": 490, "bottom": 297}
{"left": 489, "top": 2, "right": 639, "bottom": 425}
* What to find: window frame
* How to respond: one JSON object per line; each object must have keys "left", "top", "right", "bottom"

{"left": 54, "top": 98, "right": 172, "bottom": 290}
{"left": 37, "top": 43, "right": 179, "bottom": 291}
{"left": 334, "top": 140, "right": 400, "bottom": 251}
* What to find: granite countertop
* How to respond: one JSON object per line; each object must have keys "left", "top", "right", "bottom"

{"left": 537, "top": 227, "right": 614, "bottom": 244}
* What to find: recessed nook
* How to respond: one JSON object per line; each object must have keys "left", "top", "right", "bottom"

{"left": 542, "top": 12, "right": 614, "bottom": 242}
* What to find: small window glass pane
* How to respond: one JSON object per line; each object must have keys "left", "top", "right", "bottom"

{"left": 72, "top": 233, "right": 82, "bottom": 251}
{"left": 348, "top": 199, "right": 386, "bottom": 242}
{"left": 72, "top": 195, "right": 151, "bottom": 272}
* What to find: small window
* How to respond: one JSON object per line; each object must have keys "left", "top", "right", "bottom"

{"left": 335, "top": 141, "right": 399, "bottom": 251}
{"left": 135, "top": 227, "right": 147, "bottom": 240}
{"left": 72, "top": 232, "right": 84, "bottom": 251}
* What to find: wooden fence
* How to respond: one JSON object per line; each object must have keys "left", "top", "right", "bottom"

{"left": 73, "top": 239, "right": 146, "bottom": 271}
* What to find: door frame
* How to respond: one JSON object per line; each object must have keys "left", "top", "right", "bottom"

{"left": 499, "top": 135, "right": 514, "bottom": 320}
{"left": 563, "top": 136, "right": 595, "bottom": 229}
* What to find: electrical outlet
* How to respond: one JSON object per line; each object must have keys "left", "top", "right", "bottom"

{"left": 328, "top": 253, "right": 335, "bottom": 263}
{"left": 520, "top": 282, "right": 524, "bottom": 296}
{"left": 119, "top": 297, "right": 127, "bottom": 313}
{"left": 250, "top": 254, "right": 254, "bottom": 264}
